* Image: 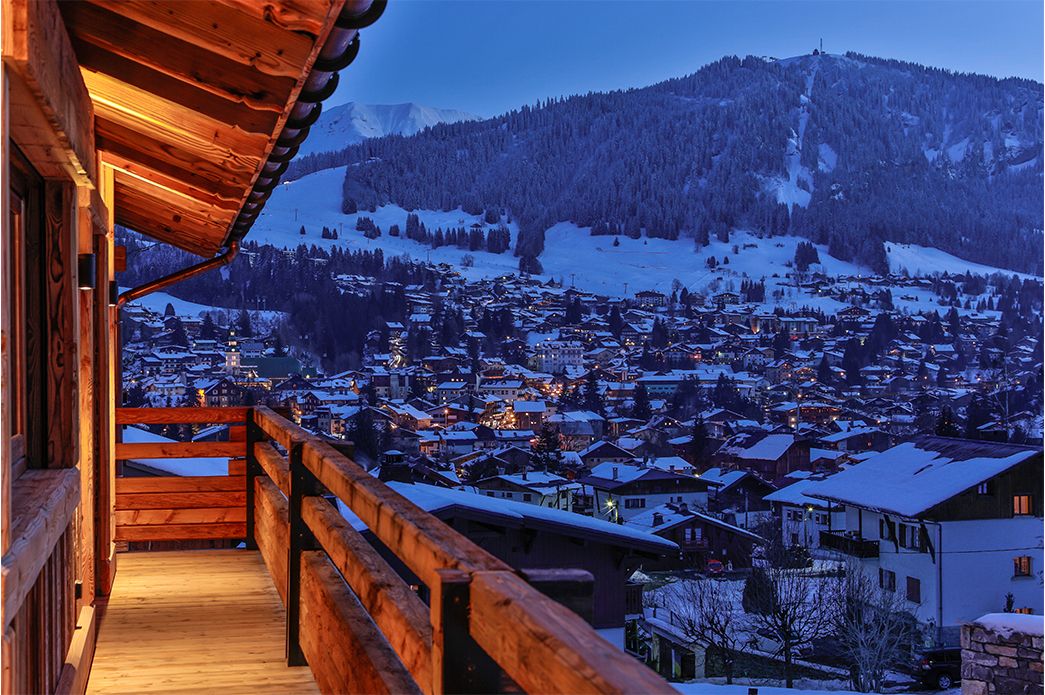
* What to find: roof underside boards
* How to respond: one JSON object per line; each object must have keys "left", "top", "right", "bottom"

{"left": 59, "top": 0, "right": 348, "bottom": 256}
{"left": 808, "top": 436, "right": 1040, "bottom": 518}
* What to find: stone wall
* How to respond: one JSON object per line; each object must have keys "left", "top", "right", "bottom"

{"left": 961, "top": 613, "right": 1043, "bottom": 695}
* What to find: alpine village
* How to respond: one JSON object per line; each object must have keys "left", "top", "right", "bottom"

{"left": 1, "top": 1, "right": 1043, "bottom": 695}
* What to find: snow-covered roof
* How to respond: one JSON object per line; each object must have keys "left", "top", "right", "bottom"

{"left": 627, "top": 503, "right": 762, "bottom": 542}
{"left": 338, "top": 482, "right": 677, "bottom": 553}
{"left": 722, "top": 433, "right": 797, "bottom": 461}
{"left": 809, "top": 436, "right": 1040, "bottom": 517}
{"left": 121, "top": 425, "right": 229, "bottom": 476}
{"left": 763, "top": 478, "right": 838, "bottom": 509}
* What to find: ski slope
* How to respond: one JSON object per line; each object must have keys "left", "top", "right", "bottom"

{"left": 249, "top": 165, "right": 1037, "bottom": 315}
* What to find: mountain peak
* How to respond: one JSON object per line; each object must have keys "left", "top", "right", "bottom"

{"left": 296, "top": 101, "right": 479, "bottom": 159}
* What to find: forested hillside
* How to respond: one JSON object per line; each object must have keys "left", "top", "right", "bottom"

{"left": 288, "top": 52, "right": 1043, "bottom": 274}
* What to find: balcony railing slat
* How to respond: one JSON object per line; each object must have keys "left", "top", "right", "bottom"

{"left": 302, "top": 438, "right": 512, "bottom": 588}
{"left": 299, "top": 551, "right": 422, "bottom": 695}
{"left": 254, "top": 476, "right": 290, "bottom": 604}
{"left": 469, "top": 571, "right": 676, "bottom": 695}
{"left": 116, "top": 441, "right": 244, "bottom": 460}
{"left": 302, "top": 496, "right": 433, "bottom": 692}
{"left": 254, "top": 440, "right": 291, "bottom": 494}
{"left": 115, "top": 406, "right": 248, "bottom": 424}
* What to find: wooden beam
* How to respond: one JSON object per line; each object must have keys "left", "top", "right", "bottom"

{"left": 469, "top": 571, "right": 676, "bottom": 695}
{"left": 303, "top": 497, "right": 433, "bottom": 692}
{"left": 72, "top": 38, "right": 279, "bottom": 135}
{"left": 115, "top": 441, "right": 244, "bottom": 460}
{"left": 61, "top": 1, "right": 294, "bottom": 114}
{"left": 217, "top": 0, "right": 334, "bottom": 35}
{"left": 2, "top": 0, "right": 96, "bottom": 186}
{"left": 1, "top": 469, "right": 80, "bottom": 628}
{"left": 44, "top": 180, "right": 79, "bottom": 470}
{"left": 115, "top": 491, "right": 245, "bottom": 511}
{"left": 84, "top": 0, "right": 318, "bottom": 79}
{"left": 54, "top": 605, "right": 97, "bottom": 695}
{"left": 254, "top": 476, "right": 289, "bottom": 604}
{"left": 114, "top": 507, "right": 244, "bottom": 526}
{"left": 254, "top": 441, "right": 291, "bottom": 495}
{"left": 299, "top": 551, "right": 422, "bottom": 695}
{"left": 114, "top": 522, "right": 244, "bottom": 542}
{"left": 116, "top": 406, "right": 248, "bottom": 424}
{"left": 115, "top": 475, "right": 245, "bottom": 494}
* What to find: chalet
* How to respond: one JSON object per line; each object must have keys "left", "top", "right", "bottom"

{"left": 580, "top": 463, "right": 710, "bottom": 523}
{"left": 810, "top": 437, "right": 1044, "bottom": 646}
{"left": 195, "top": 375, "right": 245, "bottom": 408}
{"left": 626, "top": 502, "right": 762, "bottom": 570}
{"left": 819, "top": 425, "right": 891, "bottom": 453}
{"left": 0, "top": 3, "right": 673, "bottom": 692}
{"left": 472, "top": 472, "right": 576, "bottom": 511}
{"left": 579, "top": 440, "right": 634, "bottom": 468}
{"left": 510, "top": 400, "right": 550, "bottom": 430}
{"left": 716, "top": 432, "right": 812, "bottom": 484}
{"left": 763, "top": 476, "right": 846, "bottom": 551}
{"left": 698, "top": 467, "right": 777, "bottom": 528}
{"left": 634, "top": 290, "right": 667, "bottom": 308}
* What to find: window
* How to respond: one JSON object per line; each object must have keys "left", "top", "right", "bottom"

{"left": 1013, "top": 495, "right": 1032, "bottom": 516}
{"left": 1015, "top": 607, "right": 1033, "bottom": 615}
{"left": 879, "top": 568, "right": 896, "bottom": 592}
{"left": 624, "top": 498, "right": 646, "bottom": 509}
{"left": 879, "top": 518, "right": 895, "bottom": 541}
{"left": 683, "top": 527, "right": 703, "bottom": 542}
{"left": 522, "top": 493, "right": 532, "bottom": 503}
{"left": 976, "top": 482, "right": 990, "bottom": 495}
{"left": 1014, "top": 556, "right": 1032, "bottom": 577}
{"left": 898, "top": 525, "right": 908, "bottom": 548}
{"left": 485, "top": 492, "right": 495, "bottom": 497}
{"left": 906, "top": 576, "right": 921, "bottom": 603}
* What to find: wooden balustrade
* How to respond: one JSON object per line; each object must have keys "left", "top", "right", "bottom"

{"left": 114, "top": 407, "right": 248, "bottom": 543}
{"left": 110, "top": 406, "right": 673, "bottom": 693}
{"left": 244, "top": 405, "right": 674, "bottom": 695}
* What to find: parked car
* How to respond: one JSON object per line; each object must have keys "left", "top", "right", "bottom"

{"left": 916, "top": 647, "right": 961, "bottom": 690}
{"left": 705, "top": 559, "right": 724, "bottom": 576}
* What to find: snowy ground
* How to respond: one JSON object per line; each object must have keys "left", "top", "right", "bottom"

{"left": 672, "top": 678, "right": 959, "bottom": 695}
{"left": 121, "top": 289, "right": 283, "bottom": 326}
{"left": 250, "top": 165, "right": 1040, "bottom": 312}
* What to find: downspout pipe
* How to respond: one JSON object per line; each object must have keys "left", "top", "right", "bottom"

{"left": 117, "top": 241, "right": 240, "bottom": 309}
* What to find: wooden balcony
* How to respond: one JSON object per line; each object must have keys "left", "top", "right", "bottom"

{"left": 97, "top": 407, "right": 673, "bottom": 694}
{"left": 819, "top": 530, "right": 880, "bottom": 559}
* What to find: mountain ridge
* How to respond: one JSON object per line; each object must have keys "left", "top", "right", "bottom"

{"left": 289, "top": 52, "right": 1044, "bottom": 274}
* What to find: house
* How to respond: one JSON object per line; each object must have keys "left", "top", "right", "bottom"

{"left": 819, "top": 425, "right": 892, "bottom": 452}
{"left": 698, "top": 467, "right": 777, "bottom": 529}
{"left": 809, "top": 437, "right": 1044, "bottom": 646}
{"left": 472, "top": 471, "right": 576, "bottom": 510}
{"left": 579, "top": 440, "right": 634, "bottom": 468}
{"left": 530, "top": 340, "right": 584, "bottom": 373}
{"left": 717, "top": 432, "right": 812, "bottom": 484}
{"left": 580, "top": 463, "right": 710, "bottom": 523}
{"left": 627, "top": 503, "right": 762, "bottom": 570}
{"left": 510, "top": 400, "right": 550, "bottom": 430}
{"left": 763, "top": 476, "right": 846, "bottom": 551}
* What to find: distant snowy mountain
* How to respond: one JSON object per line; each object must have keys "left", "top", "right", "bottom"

{"left": 294, "top": 102, "right": 478, "bottom": 159}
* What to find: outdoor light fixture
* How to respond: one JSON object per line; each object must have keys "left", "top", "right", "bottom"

{"left": 78, "top": 253, "right": 97, "bottom": 290}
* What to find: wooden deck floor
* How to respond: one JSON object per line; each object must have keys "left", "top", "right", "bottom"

{"left": 87, "top": 550, "right": 318, "bottom": 694}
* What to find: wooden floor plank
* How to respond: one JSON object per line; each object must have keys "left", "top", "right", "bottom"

{"left": 86, "top": 550, "right": 318, "bottom": 694}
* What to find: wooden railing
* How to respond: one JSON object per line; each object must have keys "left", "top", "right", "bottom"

{"left": 244, "top": 406, "right": 673, "bottom": 695}
{"left": 114, "top": 407, "right": 248, "bottom": 544}
{"left": 819, "top": 530, "right": 880, "bottom": 558}
{"left": 112, "top": 406, "right": 673, "bottom": 694}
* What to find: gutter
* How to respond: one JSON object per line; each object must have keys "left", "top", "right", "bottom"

{"left": 117, "top": 241, "right": 239, "bottom": 308}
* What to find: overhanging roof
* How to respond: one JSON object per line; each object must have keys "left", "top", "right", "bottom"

{"left": 60, "top": 0, "right": 384, "bottom": 256}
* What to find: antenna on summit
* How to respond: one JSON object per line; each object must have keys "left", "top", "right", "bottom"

{"left": 820, "top": 38, "right": 823, "bottom": 54}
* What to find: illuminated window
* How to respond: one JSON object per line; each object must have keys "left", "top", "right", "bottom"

{"left": 1013, "top": 495, "right": 1032, "bottom": 516}
{"left": 1014, "top": 556, "right": 1032, "bottom": 577}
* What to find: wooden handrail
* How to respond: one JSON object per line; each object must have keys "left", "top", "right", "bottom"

{"left": 242, "top": 406, "right": 674, "bottom": 695}
{"left": 115, "top": 406, "right": 247, "bottom": 424}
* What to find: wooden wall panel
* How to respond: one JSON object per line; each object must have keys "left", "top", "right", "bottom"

{"left": 43, "top": 180, "right": 78, "bottom": 470}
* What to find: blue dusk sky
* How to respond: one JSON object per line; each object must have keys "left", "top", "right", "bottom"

{"left": 330, "top": 0, "right": 1044, "bottom": 117}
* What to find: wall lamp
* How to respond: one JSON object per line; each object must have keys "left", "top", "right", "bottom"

{"left": 77, "top": 253, "right": 97, "bottom": 290}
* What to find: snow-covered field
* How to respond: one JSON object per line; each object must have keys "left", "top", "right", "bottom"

{"left": 250, "top": 165, "right": 1039, "bottom": 313}
{"left": 121, "top": 289, "right": 283, "bottom": 326}
{"left": 885, "top": 242, "right": 1040, "bottom": 281}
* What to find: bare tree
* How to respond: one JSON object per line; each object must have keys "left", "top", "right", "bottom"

{"left": 828, "top": 562, "right": 919, "bottom": 692}
{"left": 661, "top": 579, "right": 750, "bottom": 684}
{"left": 744, "top": 567, "right": 834, "bottom": 688}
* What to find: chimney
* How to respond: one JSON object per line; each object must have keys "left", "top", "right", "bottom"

{"left": 612, "top": 466, "right": 619, "bottom": 480}
{"left": 652, "top": 512, "right": 664, "bottom": 527}
{"left": 678, "top": 502, "right": 689, "bottom": 513}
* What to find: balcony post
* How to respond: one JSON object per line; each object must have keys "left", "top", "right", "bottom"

{"left": 244, "top": 407, "right": 260, "bottom": 550}
{"left": 287, "top": 439, "right": 320, "bottom": 667}
{"left": 431, "top": 569, "right": 503, "bottom": 695}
